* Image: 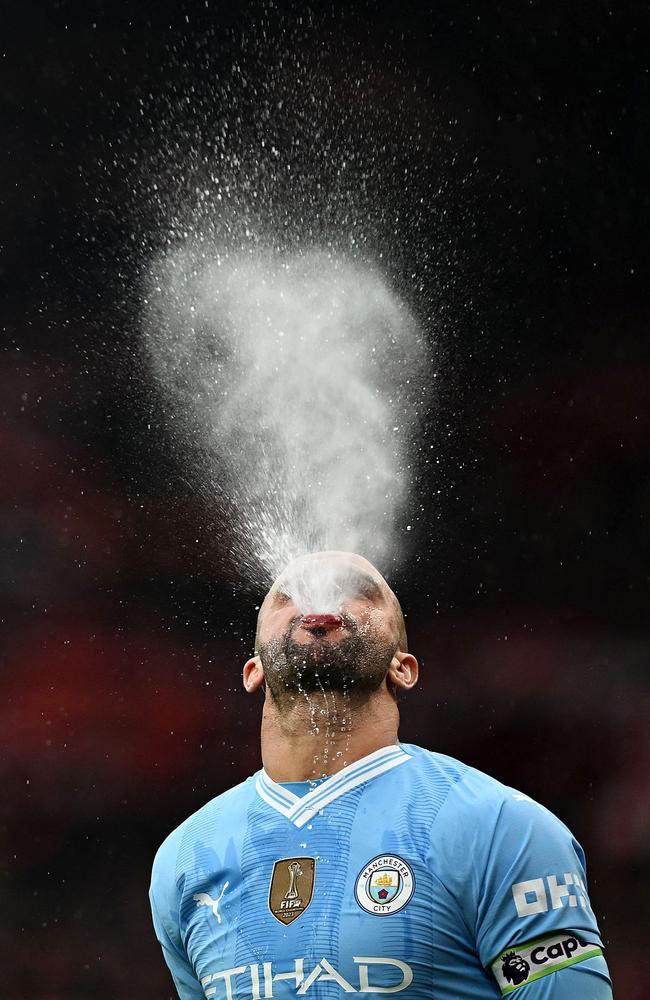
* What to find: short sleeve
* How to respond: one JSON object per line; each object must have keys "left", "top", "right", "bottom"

{"left": 473, "top": 791, "right": 603, "bottom": 968}
{"left": 150, "top": 840, "right": 204, "bottom": 1000}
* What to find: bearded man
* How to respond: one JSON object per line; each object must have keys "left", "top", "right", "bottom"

{"left": 150, "top": 551, "right": 612, "bottom": 999}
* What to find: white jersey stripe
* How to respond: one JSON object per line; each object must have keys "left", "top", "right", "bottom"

{"left": 289, "top": 747, "right": 408, "bottom": 821}
{"left": 255, "top": 777, "right": 295, "bottom": 817}
{"left": 255, "top": 745, "right": 412, "bottom": 826}
{"left": 291, "top": 754, "right": 411, "bottom": 827}
{"left": 258, "top": 771, "right": 300, "bottom": 807}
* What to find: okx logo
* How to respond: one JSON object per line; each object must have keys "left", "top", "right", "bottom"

{"left": 491, "top": 933, "right": 603, "bottom": 994}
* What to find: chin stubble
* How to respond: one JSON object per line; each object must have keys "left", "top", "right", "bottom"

{"left": 258, "top": 620, "right": 396, "bottom": 703}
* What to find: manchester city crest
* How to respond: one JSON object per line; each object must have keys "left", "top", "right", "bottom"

{"left": 368, "top": 868, "right": 401, "bottom": 904}
{"left": 355, "top": 855, "right": 415, "bottom": 915}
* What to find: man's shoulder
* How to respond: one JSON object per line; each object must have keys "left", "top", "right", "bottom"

{"left": 402, "top": 745, "right": 577, "bottom": 901}
{"left": 402, "top": 742, "right": 505, "bottom": 799}
{"left": 402, "top": 744, "right": 563, "bottom": 827}
{"left": 152, "top": 773, "right": 257, "bottom": 877}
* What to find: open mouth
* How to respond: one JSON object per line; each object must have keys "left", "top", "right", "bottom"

{"left": 300, "top": 614, "right": 344, "bottom": 632}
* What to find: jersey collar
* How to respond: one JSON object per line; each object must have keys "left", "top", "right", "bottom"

{"left": 255, "top": 744, "right": 412, "bottom": 828}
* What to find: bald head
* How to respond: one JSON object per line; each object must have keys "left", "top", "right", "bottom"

{"left": 255, "top": 550, "right": 408, "bottom": 653}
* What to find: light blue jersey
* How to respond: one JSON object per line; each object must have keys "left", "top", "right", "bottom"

{"left": 150, "top": 744, "right": 612, "bottom": 998}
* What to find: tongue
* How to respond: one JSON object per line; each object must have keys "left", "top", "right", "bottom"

{"left": 301, "top": 614, "right": 343, "bottom": 630}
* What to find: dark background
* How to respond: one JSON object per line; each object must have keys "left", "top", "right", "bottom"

{"left": 2, "top": 2, "right": 649, "bottom": 997}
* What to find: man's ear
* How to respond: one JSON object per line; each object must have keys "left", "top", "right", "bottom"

{"left": 243, "top": 655, "right": 265, "bottom": 694}
{"left": 387, "top": 651, "right": 419, "bottom": 692}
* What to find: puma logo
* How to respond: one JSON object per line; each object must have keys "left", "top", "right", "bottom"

{"left": 193, "top": 882, "right": 230, "bottom": 923}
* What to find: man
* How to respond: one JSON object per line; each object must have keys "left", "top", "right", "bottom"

{"left": 150, "top": 551, "right": 613, "bottom": 998}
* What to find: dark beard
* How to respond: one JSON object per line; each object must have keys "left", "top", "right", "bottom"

{"left": 258, "top": 618, "right": 396, "bottom": 703}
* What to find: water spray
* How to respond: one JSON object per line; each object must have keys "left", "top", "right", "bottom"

{"left": 144, "top": 242, "right": 431, "bottom": 607}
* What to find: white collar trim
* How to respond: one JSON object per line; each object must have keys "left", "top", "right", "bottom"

{"left": 255, "top": 744, "right": 411, "bottom": 828}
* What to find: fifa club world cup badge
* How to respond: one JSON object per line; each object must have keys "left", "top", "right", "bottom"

{"left": 268, "top": 857, "right": 316, "bottom": 925}
{"left": 355, "top": 855, "right": 415, "bottom": 915}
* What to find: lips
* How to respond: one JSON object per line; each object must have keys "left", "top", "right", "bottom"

{"left": 301, "top": 614, "right": 344, "bottom": 631}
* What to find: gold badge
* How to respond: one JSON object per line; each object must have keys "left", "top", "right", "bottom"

{"left": 268, "top": 857, "right": 316, "bottom": 925}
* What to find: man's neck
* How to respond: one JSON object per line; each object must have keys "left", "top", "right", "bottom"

{"left": 259, "top": 687, "right": 400, "bottom": 782}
